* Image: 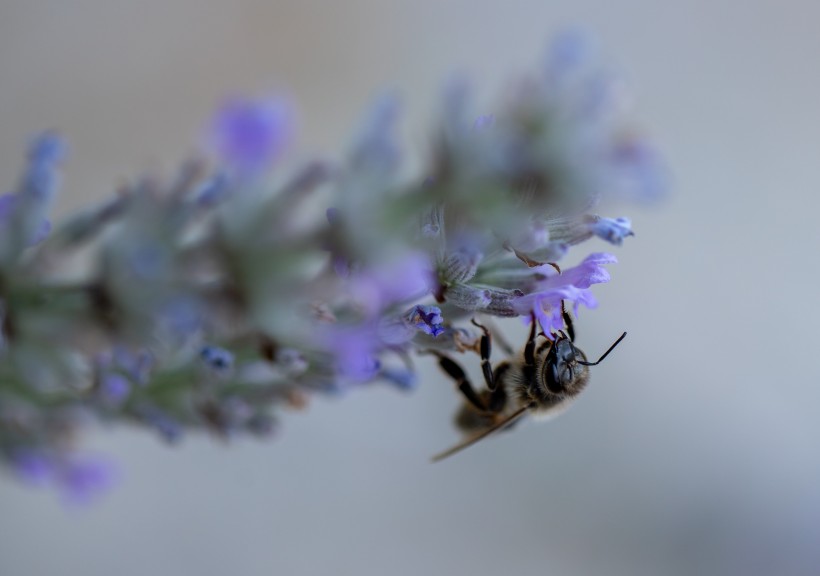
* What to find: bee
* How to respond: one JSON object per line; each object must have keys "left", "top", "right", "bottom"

{"left": 430, "top": 309, "right": 626, "bottom": 461}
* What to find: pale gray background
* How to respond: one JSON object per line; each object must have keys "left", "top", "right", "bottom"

{"left": 1, "top": 2, "right": 818, "bottom": 575}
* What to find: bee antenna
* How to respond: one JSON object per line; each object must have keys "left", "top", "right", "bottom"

{"left": 577, "top": 331, "right": 627, "bottom": 366}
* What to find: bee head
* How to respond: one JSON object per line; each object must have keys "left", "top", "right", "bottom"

{"left": 543, "top": 336, "right": 590, "bottom": 395}
{"left": 542, "top": 330, "right": 628, "bottom": 396}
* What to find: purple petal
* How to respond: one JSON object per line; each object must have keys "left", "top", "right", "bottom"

{"left": 553, "top": 252, "right": 616, "bottom": 289}
{"left": 513, "top": 252, "right": 613, "bottom": 336}
{"left": 515, "top": 286, "right": 599, "bottom": 338}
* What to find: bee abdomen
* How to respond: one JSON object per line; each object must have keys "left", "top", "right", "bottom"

{"left": 453, "top": 390, "right": 514, "bottom": 433}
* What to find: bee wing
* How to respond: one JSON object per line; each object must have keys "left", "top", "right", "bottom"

{"left": 431, "top": 404, "right": 532, "bottom": 462}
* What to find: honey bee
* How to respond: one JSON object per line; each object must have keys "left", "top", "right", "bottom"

{"left": 430, "top": 310, "right": 626, "bottom": 461}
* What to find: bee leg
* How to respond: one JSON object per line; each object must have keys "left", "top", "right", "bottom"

{"left": 470, "top": 319, "right": 496, "bottom": 391}
{"left": 432, "top": 353, "right": 487, "bottom": 412}
{"left": 561, "top": 301, "right": 575, "bottom": 342}
{"left": 479, "top": 316, "right": 514, "bottom": 355}
{"left": 524, "top": 312, "right": 538, "bottom": 367}
{"left": 521, "top": 313, "right": 539, "bottom": 383}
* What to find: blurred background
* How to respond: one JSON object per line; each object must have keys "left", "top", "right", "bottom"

{"left": 1, "top": 1, "right": 819, "bottom": 575}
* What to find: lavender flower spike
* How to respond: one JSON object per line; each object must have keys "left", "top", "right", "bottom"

{"left": 0, "top": 34, "right": 663, "bottom": 499}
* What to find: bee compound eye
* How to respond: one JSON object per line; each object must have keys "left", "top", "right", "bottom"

{"left": 545, "top": 362, "right": 561, "bottom": 393}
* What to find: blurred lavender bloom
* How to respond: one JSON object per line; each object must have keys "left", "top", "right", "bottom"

{"left": 0, "top": 193, "right": 15, "bottom": 218}
{"left": 194, "top": 172, "right": 231, "bottom": 206}
{"left": 546, "top": 28, "right": 594, "bottom": 79}
{"left": 612, "top": 138, "right": 668, "bottom": 203}
{"left": 12, "top": 450, "right": 117, "bottom": 505}
{"left": 324, "top": 323, "right": 381, "bottom": 383}
{"left": 134, "top": 405, "right": 184, "bottom": 443}
{"left": 0, "top": 193, "right": 51, "bottom": 246}
{"left": 349, "top": 251, "right": 432, "bottom": 315}
{"left": 56, "top": 454, "right": 118, "bottom": 506}
{"left": 473, "top": 114, "right": 494, "bottom": 130}
{"left": 111, "top": 347, "right": 154, "bottom": 386}
{"left": 350, "top": 93, "right": 401, "bottom": 175}
{"left": 275, "top": 348, "right": 309, "bottom": 376}
{"left": 379, "top": 367, "right": 417, "bottom": 391}
{"left": 21, "top": 131, "right": 66, "bottom": 203}
{"left": 99, "top": 373, "right": 131, "bottom": 407}
{"left": 157, "top": 296, "right": 203, "bottom": 339}
{"left": 1, "top": 132, "right": 66, "bottom": 257}
{"left": 11, "top": 450, "right": 53, "bottom": 487}
{"left": 211, "top": 97, "right": 294, "bottom": 173}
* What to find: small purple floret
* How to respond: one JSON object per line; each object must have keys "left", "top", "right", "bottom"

{"left": 406, "top": 305, "right": 444, "bottom": 337}
{"left": 200, "top": 345, "right": 234, "bottom": 371}
{"left": 590, "top": 217, "right": 634, "bottom": 246}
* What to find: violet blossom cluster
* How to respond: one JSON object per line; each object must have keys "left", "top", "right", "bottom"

{"left": 0, "top": 32, "right": 663, "bottom": 502}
